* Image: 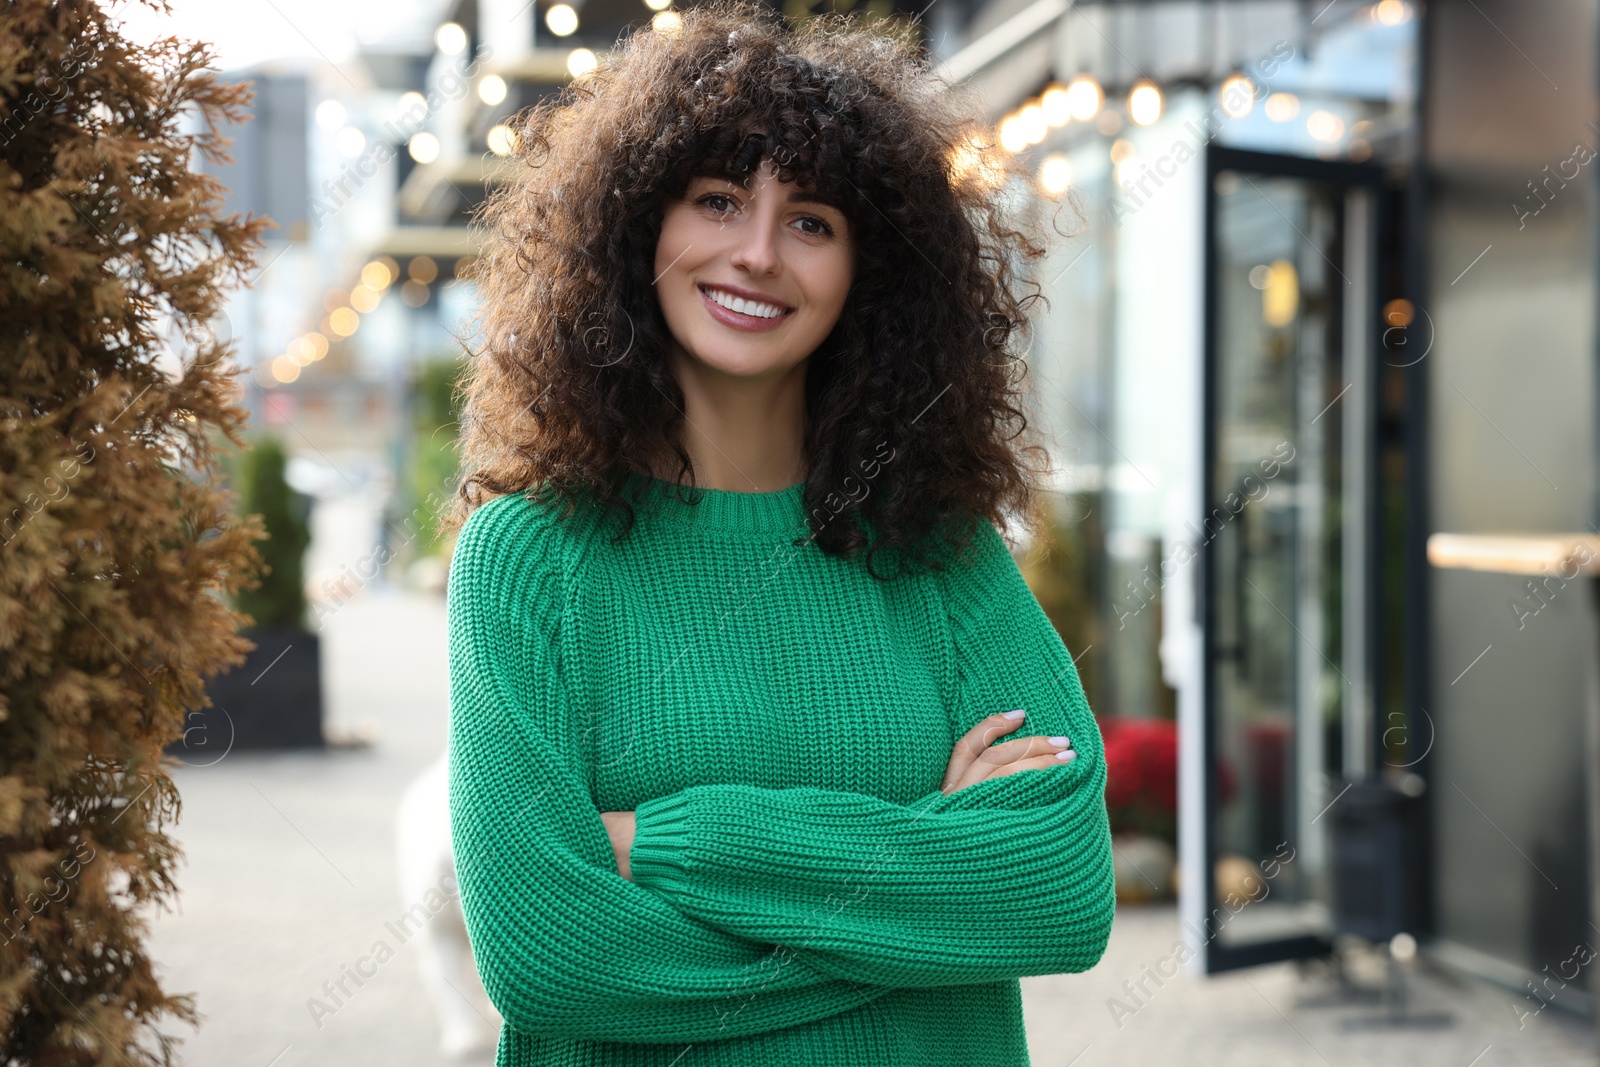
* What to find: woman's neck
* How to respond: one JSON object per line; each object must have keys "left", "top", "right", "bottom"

{"left": 658, "top": 345, "right": 809, "bottom": 492}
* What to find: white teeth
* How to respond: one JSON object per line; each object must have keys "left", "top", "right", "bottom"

{"left": 704, "top": 287, "right": 785, "bottom": 319}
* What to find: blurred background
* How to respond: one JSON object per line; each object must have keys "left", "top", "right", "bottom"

{"left": 97, "top": 0, "right": 1600, "bottom": 1063}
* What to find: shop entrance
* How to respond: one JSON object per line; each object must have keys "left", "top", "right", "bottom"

{"left": 1195, "top": 146, "right": 1390, "bottom": 973}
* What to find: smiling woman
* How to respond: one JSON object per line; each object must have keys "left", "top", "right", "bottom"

{"left": 447, "top": 0, "right": 1058, "bottom": 563}
{"left": 440, "top": 4, "right": 1116, "bottom": 1066}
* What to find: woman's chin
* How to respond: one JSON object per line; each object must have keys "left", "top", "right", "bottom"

{"left": 677, "top": 342, "right": 808, "bottom": 381}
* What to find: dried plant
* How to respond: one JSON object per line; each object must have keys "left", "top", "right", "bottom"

{"left": 1, "top": 1, "right": 271, "bottom": 1061}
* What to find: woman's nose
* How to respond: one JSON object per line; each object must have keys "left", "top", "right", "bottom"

{"left": 728, "top": 212, "right": 781, "bottom": 276}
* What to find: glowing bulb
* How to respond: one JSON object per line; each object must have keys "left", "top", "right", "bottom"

{"left": 435, "top": 22, "right": 467, "bottom": 55}
{"left": 644, "top": 0, "right": 672, "bottom": 9}
{"left": 546, "top": 4, "right": 578, "bottom": 36}
{"left": 1018, "top": 103, "right": 1047, "bottom": 146}
{"left": 408, "top": 256, "right": 438, "bottom": 284}
{"left": 998, "top": 115, "right": 1029, "bottom": 154}
{"left": 1265, "top": 92, "right": 1300, "bottom": 122}
{"left": 1065, "top": 76, "right": 1102, "bottom": 122}
{"left": 1374, "top": 0, "right": 1411, "bottom": 26}
{"left": 567, "top": 48, "right": 598, "bottom": 78}
{"left": 1262, "top": 259, "right": 1299, "bottom": 327}
{"left": 478, "top": 74, "right": 507, "bottom": 105}
{"left": 1307, "top": 110, "right": 1345, "bottom": 142}
{"left": 350, "top": 285, "right": 380, "bottom": 313}
{"left": 328, "top": 308, "right": 360, "bottom": 337}
{"left": 335, "top": 126, "right": 365, "bottom": 158}
{"left": 397, "top": 92, "right": 427, "bottom": 120}
{"left": 408, "top": 132, "right": 440, "bottom": 164}
{"left": 1041, "top": 85, "right": 1071, "bottom": 127}
{"left": 651, "top": 10, "right": 682, "bottom": 33}
{"left": 947, "top": 133, "right": 998, "bottom": 191}
{"left": 315, "top": 100, "right": 346, "bottom": 131}
{"left": 1219, "top": 74, "right": 1255, "bottom": 118}
{"left": 487, "top": 124, "right": 517, "bottom": 156}
{"left": 1038, "top": 154, "right": 1072, "bottom": 197}
{"left": 1128, "top": 81, "right": 1162, "bottom": 126}
{"left": 363, "top": 260, "right": 393, "bottom": 289}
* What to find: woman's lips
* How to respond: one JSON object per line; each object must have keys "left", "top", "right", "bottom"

{"left": 699, "top": 285, "right": 794, "bottom": 333}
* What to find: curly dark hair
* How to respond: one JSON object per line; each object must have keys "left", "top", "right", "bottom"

{"left": 444, "top": 0, "right": 1057, "bottom": 578}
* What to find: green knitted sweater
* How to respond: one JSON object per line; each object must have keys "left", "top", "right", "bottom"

{"left": 446, "top": 474, "right": 1116, "bottom": 1067}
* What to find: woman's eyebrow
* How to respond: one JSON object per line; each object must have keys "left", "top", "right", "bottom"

{"left": 683, "top": 170, "right": 845, "bottom": 211}
{"left": 786, "top": 189, "right": 845, "bottom": 211}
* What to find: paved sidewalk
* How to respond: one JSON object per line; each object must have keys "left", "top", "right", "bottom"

{"left": 146, "top": 586, "right": 1598, "bottom": 1066}
{"left": 1023, "top": 905, "right": 1595, "bottom": 1066}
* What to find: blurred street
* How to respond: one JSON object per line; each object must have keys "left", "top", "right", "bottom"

{"left": 146, "top": 585, "right": 1599, "bottom": 1067}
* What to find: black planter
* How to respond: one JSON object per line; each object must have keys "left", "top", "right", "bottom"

{"left": 1329, "top": 779, "right": 1427, "bottom": 942}
{"left": 170, "top": 627, "right": 326, "bottom": 761}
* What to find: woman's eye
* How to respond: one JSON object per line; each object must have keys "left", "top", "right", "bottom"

{"left": 698, "top": 194, "right": 736, "bottom": 214}
{"left": 796, "top": 216, "right": 834, "bottom": 237}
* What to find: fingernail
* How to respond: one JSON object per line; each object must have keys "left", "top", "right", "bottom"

{"left": 1056, "top": 750, "right": 1076, "bottom": 761}
{"left": 1002, "top": 709, "right": 1026, "bottom": 720}
{"left": 1048, "top": 735, "right": 1070, "bottom": 747}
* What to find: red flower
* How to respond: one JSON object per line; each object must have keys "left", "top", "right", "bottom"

{"left": 1100, "top": 717, "right": 1179, "bottom": 815}
{"left": 1094, "top": 716, "right": 1239, "bottom": 843}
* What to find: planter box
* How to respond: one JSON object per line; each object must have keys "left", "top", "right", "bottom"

{"left": 170, "top": 627, "right": 325, "bottom": 761}
{"left": 1329, "top": 779, "right": 1426, "bottom": 941}
{"left": 1113, "top": 833, "right": 1177, "bottom": 904}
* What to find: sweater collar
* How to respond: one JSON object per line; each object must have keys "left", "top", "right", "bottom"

{"left": 630, "top": 472, "right": 810, "bottom": 535}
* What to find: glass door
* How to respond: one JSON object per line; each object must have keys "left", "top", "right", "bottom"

{"left": 1198, "top": 147, "right": 1387, "bottom": 973}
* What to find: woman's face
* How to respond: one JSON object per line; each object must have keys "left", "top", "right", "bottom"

{"left": 653, "top": 159, "right": 854, "bottom": 381}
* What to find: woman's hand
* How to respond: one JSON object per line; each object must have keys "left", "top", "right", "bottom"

{"left": 600, "top": 810, "right": 636, "bottom": 881}
{"left": 940, "top": 709, "right": 1075, "bottom": 795}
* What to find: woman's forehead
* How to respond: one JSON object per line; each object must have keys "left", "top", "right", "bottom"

{"left": 688, "top": 163, "right": 847, "bottom": 207}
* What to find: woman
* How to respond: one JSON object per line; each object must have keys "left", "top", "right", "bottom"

{"left": 441, "top": 3, "right": 1116, "bottom": 1064}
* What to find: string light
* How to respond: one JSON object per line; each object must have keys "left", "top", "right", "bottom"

{"left": 315, "top": 100, "right": 346, "bottom": 130}
{"left": 1128, "top": 81, "right": 1162, "bottom": 126}
{"left": 478, "top": 74, "right": 508, "bottom": 105}
{"left": 999, "top": 114, "right": 1029, "bottom": 154}
{"left": 948, "top": 132, "right": 1003, "bottom": 191}
{"left": 350, "top": 284, "right": 380, "bottom": 313}
{"left": 1041, "top": 85, "right": 1071, "bottom": 127}
{"left": 1373, "top": 0, "right": 1411, "bottom": 26}
{"left": 487, "top": 124, "right": 517, "bottom": 155}
{"left": 408, "top": 256, "right": 439, "bottom": 284}
{"left": 1219, "top": 74, "right": 1255, "bottom": 118}
{"left": 397, "top": 92, "right": 427, "bottom": 120}
{"left": 335, "top": 126, "right": 365, "bottom": 158}
{"left": 1307, "top": 110, "right": 1345, "bottom": 142}
{"left": 435, "top": 22, "right": 466, "bottom": 55}
{"left": 1264, "top": 92, "right": 1299, "bottom": 122}
{"left": 361, "top": 260, "right": 394, "bottom": 290}
{"left": 546, "top": 4, "right": 578, "bottom": 36}
{"left": 1017, "top": 103, "right": 1048, "bottom": 146}
{"left": 408, "top": 132, "right": 440, "bottom": 164}
{"left": 567, "top": 48, "right": 598, "bottom": 78}
{"left": 1066, "top": 75, "right": 1103, "bottom": 121}
{"left": 328, "top": 308, "right": 360, "bottom": 337}
{"left": 1038, "top": 154, "right": 1073, "bottom": 197}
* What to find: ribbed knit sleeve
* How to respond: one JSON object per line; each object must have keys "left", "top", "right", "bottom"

{"left": 446, "top": 494, "right": 894, "bottom": 1044}
{"left": 626, "top": 517, "right": 1116, "bottom": 989}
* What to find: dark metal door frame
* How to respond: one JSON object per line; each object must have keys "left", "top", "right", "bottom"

{"left": 1199, "top": 144, "right": 1391, "bottom": 974}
